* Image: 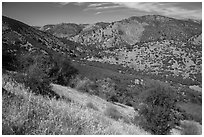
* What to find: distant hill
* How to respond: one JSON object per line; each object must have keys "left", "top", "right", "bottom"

{"left": 39, "top": 15, "right": 202, "bottom": 49}
{"left": 3, "top": 15, "right": 202, "bottom": 86}
{"left": 39, "top": 23, "right": 88, "bottom": 38}
{"left": 69, "top": 15, "right": 202, "bottom": 86}
{"left": 39, "top": 22, "right": 110, "bottom": 39}
{"left": 38, "top": 15, "right": 202, "bottom": 86}
{"left": 70, "top": 15, "right": 201, "bottom": 48}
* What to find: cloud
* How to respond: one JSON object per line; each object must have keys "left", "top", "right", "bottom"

{"left": 84, "top": 4, "right": 123, "bottom": 11}
{"left": 114, "top": 2, "right": 202, "bottom": 19}
{"left": 95, "top": 11, "right": 102, "bottom": 15}
{"left": 58, "top": 2, "right": 70, "bottom": 6}
{"left": 57, "top": 2, "right": 86, "bottom": 6}
{"left": 88, "top": 3, "right": 109, "bottom": 7}
{"left": 73, "top": 2, "right": 86, "bottom": 6}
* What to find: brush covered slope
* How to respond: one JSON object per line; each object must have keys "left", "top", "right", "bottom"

{"left": 2, "top": 15, "right": 202, "bottom": 135}
{"left": 41, "top": 15, "right": 202, "bottom": 87}
{"left": 2, "top": 16, "right": 150, "bottom": 135}
{"left": 67, "top": 15, "right": 202, "bottom": 87}
{"left": 2, "top": 16, "right": 84, "bottom": 70}
{"left": 40, "top": 23, "right": 88, "bottom": 38}
{"left": 2, "top": 16, "right": 69, "bottom": 54}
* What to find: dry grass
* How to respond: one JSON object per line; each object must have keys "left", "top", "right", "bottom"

{"left": 177, "top": 102, "right": 202, "bottom": 123}
{"left": 52, "top": 83, "right": 136, "bottom": 119}
{"left": 86, "top": 102, "right": 99, "bottom": 111}
{"left": 104, "top": 105, "right": 123, "bottom": 121}
{"left": 2, "top": 74, "right": 150, "bottom": 135}
{"left": 180, "top": 120, "right": 202, "bottom": 135}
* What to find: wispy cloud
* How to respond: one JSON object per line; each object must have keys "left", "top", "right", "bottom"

{"left": 84, "top": 3, "right": 123, "bottom": 11}
{"left": 95, "top": 11, "right": 102, "bottom": 15}
{"left": 57, "top": 2, "right": 201, "bottom": 20}
{"left": 58, "top": 2, "right": 70, "bottom": 6}
{"left": 114, "top": 2, "right": 202, "bottom": 19}
{"left": 57, "top": 2, "right": 86, "bottom": 6}
{"left": 73, "top": 2, "right": 86, "bottom": 6}
{"left": 88, "top": 3, "right": 109, "bottom": 7}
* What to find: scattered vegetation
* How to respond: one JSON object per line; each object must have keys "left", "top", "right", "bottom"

{"left": 86, "top": 102, "right": 99, "bottom": 111}
{"left": 73, "top": 76, "right": 95, "bottom": 93}
{"left": 2, "top": 74, "right": 149, "bottom": 135}
{"left": 104, "top": 105, "right": 123, "bottom": 121}
{"left": 2, "top": 15, "right": 202, "bottom": 135}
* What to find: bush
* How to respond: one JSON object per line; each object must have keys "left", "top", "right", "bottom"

{"left": 86, "top": 102, "right": 99, "bottom": 111}
{"left": 73, "top": 77, "right": 94, "bottom": 93}
{"left": 96, "top": 78, "right": 117, "bottom": 101}
{"left": 136, "top": 85, "right": 181, "bottom": 135}
{"left": 15, "top": 51, "right": 78, "bottom": 98}
{"left": 104, "top": 106, "right": 123, "bottom": 121}
{"left": 49, "top": 54, "right": 78, "bottom": 86}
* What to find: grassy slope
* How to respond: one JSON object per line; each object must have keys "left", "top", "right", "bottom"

{"left": 51, "top": 83, "right": 137, "bottom": 120}
{"left": 71, "top": 60, "right": 146, "bottom": 89}
{"left": 177, "top": 102, "right": 202, "bottom": 123}
{"left": 2, "top": 74, "right": 149, "bottom": 135}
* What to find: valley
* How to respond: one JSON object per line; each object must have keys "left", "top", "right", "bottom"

{"left": 2, "top": 13, "right": 202, "bottom": 135}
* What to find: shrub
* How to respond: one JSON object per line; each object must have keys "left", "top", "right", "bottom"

{"left": 136, "top": 85, "right": 181, "bottom": 135}
{"left": 26, "top": 64, "right": 51, "bottom": 91}
{"left": 74, "top": 77, "right": 94, "bottom": 93}
{"left": 49, "top": 54, "right": 78, "bottom": 86}
{"left": 16, "top": 53, "right": 56, "bottom": 98}
{"left": 96, "top": 78, "right": 117, "bottom": 101}
{"left": 104, "top": 106, "right": 123, "bottom": 121}
{"left": 86, "top": 102, "right": 99, "bottom": 111}
{"left": 15, "top": 51, "right": 78, "bottom": 98}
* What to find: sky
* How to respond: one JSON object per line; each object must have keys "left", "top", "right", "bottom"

{"left": 2, "top": 2, "right": 202, "bottom": 26}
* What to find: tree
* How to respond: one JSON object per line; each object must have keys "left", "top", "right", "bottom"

{"left": 136, "top": 85, "right": 181, "bottom": 135}
{"left": 16, "top": 51, "right": 78, "bottom": 98}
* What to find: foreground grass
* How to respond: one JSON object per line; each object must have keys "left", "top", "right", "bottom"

{"left": 2, "top": 74, "right": 149, "bottom": 135}
{"left": 177, "top": 102, "right": 202, "bottom": 124}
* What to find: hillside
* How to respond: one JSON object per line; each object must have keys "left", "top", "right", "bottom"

{"left": 42, "top": 15, "right": 201, "bottom": 46}
{"left": 2, "top": 16, "right": 84, "bottom": 71}
{"left": 40, "top": 15, "right": 202, "bottom": 87}
{"left": 70, "top": 15, "right": 201, "bottom": 47}
{"left": 40, "top": 23, "right": 88, "bottom": 38}
{"left": 2, "top": 73, "right": 150, "bottom": 135}
{"left": 2, "top": 15, "right": 202, "bottom": 135}
{"left": 2, "top": 16, "right": 69, "bottom": 54}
